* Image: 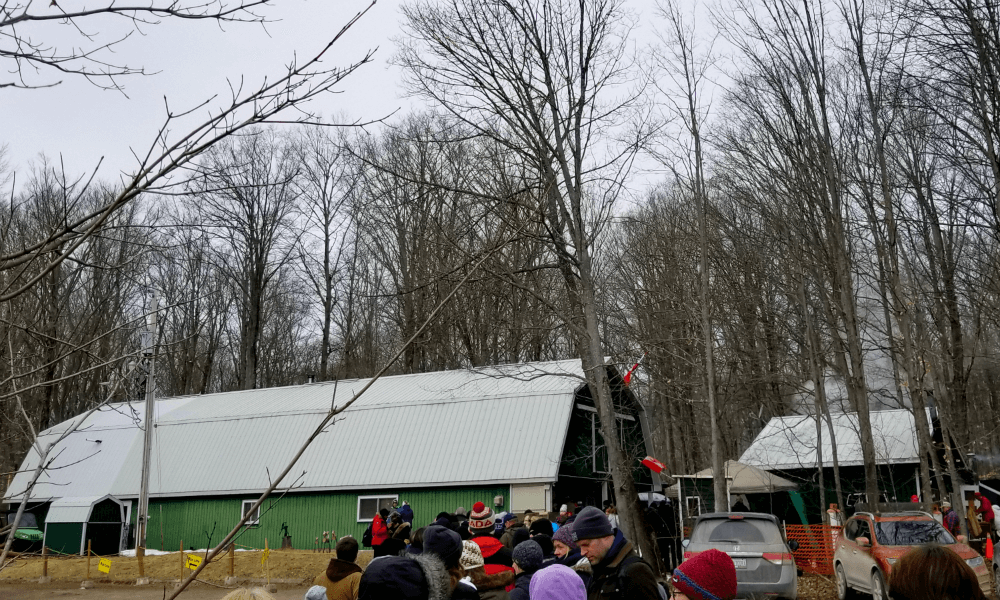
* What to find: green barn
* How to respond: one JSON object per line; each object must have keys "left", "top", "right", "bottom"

{"left": 3, "top": 359, "right": 654, "bottom": 554}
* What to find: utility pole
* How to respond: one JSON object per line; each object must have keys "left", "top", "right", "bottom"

{"left": 136, "top": 295, "right": 158, "bottom": 551}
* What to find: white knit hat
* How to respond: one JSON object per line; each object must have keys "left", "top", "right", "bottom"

{"left": 460, "top": 540, "right": 485, "bottom": 570}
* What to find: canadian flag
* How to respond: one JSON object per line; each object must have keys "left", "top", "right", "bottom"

{"left": 623, "top": 352, "right": 646, "bottom": 386}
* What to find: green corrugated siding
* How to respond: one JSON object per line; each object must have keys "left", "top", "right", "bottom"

{"left": 46, "top": 522, "right": 83, "bottom": 555}
{"left": 145, "top": 485, "right": 509, "bottom": 552}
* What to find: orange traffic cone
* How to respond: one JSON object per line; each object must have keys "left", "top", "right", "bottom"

{"left": 986, "top": 536, "right": 994, "bottom": 561}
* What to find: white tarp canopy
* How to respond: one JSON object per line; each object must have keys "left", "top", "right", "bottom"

{"left": 673, "top": 460, "right": 798, "bottom": 494}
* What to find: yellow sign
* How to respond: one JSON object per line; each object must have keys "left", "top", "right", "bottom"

{"left": 185, "top": 554, "right": 202, "bottom": 570}
{"left": 261, "top": 549, "right": 270, "bottom": 565}
{"left": 97, "top": 558, "right": 111, "bottom": 574}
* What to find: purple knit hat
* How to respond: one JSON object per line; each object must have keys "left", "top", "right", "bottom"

{"left": 552, "top": 523, "right": 578, "bottom": 550}
{"left": 529, "top": 564, "right": 587, "bottom": 600}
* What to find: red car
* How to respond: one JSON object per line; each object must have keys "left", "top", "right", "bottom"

{"left": 834, "top": 511, "right": 991, "bottom": 599}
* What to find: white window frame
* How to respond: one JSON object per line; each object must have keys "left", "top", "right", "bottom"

{"left": 357, "top": 495, "right": 398, "bottom": 523}
{"left": 241, "top": 500, "right": 260, "bottom": 526}
{"left": 686, "top": 496, "right": 701, "bottom": 518}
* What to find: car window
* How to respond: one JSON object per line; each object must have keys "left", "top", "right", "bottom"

{"left": 844, "top": 519, "right": 858, "bottom": 540}
{"left": 691, "top": 518, "right": 784, "bottom": 545}
{"left": 875, "top": 520, "right": 956, "bottom": 546}
{"left": 857, "top": 519, "right": 872, "bottom": 540}
{"left": 5, "top": 512, "right": 37, "bottom": 528}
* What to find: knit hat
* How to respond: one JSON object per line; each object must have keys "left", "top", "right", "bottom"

{"left": 559, "top": 504, "right": 568, "bottom": 512}
{"left": 460, "top": 540, "right": 485, "bottom": 570}
{"left": 503, "top": 513, "right": 518, "bottom": 526}
{"left": 942, "top": 501, "right": 952, "bottom": 508}
{"left": 529, "top": 564, "right": 587, "bottom": 600}
{"left": 671, "top": 548, "right": 738, "bottom": 600}
{"left": 468, "top": 501, "right": 495, "bottom": 533}
{"left": 494, "top": 511, "right": 508, "bottom": 535}
{"left": 513, "top": 539, "right": 544, "bottom": 573}
{"left": 359, "top": 555, "right": 427, "bottom": 600}
{"left": 423, "top": 525, "right": 463, "bottom": 568}
{"left": 529, "top": 518, "right": 554, "bottom": 537}
{"left": 571, "top": 506, "right": 613, "bottom": 541}
{"left": 305, "top": 585, "right": 328, "bottom": 600}
{"left": 512, "top": 527, "right": 530, "bottom": 548}
{"left": 533, "top": 534, "right": 554, "bottom": 557}
{"left": 456, "top": 507, "right": 467, "bottom": 516}
{"left": 552, "top": 523, "right": 578, "bottom": 550}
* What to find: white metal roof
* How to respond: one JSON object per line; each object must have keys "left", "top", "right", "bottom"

{"left": 45, "top": 495, "right": 120, "bottom": 523}
{"left": 738, "top": 409, "right": 927, "bottom": 471}
{"left": 5, "top": 360, "right": 587, "bottom": 503}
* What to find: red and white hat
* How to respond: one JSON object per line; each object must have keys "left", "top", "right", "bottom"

{"left": 468, "top": 501, "right": 495, "bottom": 533}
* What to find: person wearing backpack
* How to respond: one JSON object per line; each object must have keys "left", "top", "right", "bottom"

{"left": 573, "top": 506, "right": 661, "bottom": 600}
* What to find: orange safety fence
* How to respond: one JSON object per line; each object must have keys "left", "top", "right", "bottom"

{"left": 786, "top": 524, "right": 840, "bottom": 576}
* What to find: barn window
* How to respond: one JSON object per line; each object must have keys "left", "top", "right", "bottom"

{"left": 241, "top": 500, "right": 260, "bottom": 526}
{"left": 357, "top": 495, "right": 398, "bottom": 522}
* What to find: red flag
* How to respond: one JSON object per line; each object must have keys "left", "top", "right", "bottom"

{"left": 623, "top": 352, "right": 646, "bottom": 386}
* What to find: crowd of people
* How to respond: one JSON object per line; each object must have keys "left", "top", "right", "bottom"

{"left": 307, "top": 500, "right": 688, "bottom": 600}
{"left": 217, "top": 495, "right": 992, "bottom": 600}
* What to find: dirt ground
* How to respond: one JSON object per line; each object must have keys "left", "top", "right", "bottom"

{"left": 0, "top": 581, "right": 313, "bottom": 600}
{"left": 0, "top": 548, "right": 372, "bottom": 585}
{"left": 0, "top": 548, "right": 839, "bottom": 599}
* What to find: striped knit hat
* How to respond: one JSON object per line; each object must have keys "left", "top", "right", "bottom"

{"left": 671, "top": 548, "right": 737, "bottom": 600}
{"left": 468, "top": 502, "right": 495, "bottom": 533}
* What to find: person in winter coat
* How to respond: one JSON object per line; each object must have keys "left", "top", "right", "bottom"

{"left": 530, "top": 565, "right": 588, "bottom": 600}
{"left": 975, "top": 492, "right": 996, "bottom": 542}
{"left": 371, "top": 508, "right": 390, "bottom": 547}
{"left": 942, "top": 501, "right": 961, "bottom": 537}
{"left": 604, "top": 505, "right": 619, "bottom": 532}
{"left": 500, "top": 514, "right": 527, "bottom": 550}
{"left": 461, "top": 539, "right": 512, "bottom": 600}
{"left": 574, "top": 506, "right": 661, "bottom": 600}
{"left": 532, "top": 534, "right": 560, "bottom": 567}
{"left": 399, "top": 501, "right": 415, "bottom": 526}
{"left": 469, "top": 501, "right": 516, "bottom": 591}
{"left": 553, "top": 523, "right": 592, "bottom": 589}
{"left": 510, "top": 540, "right": 543, "bottom": 600}
{"left": 529, "top": 518, "right": 554, "bottom": 538}
{"left": 669, "top": 548, "right": 737, "bottom": 600}
{"left": 313, "top": 536, "right": 363, "bottom": 600}
{"left": 360, "top": 524, "right": 477, "bottom": 600}
{"left": 389, "top": 511, "right": 413, "bottom": 542}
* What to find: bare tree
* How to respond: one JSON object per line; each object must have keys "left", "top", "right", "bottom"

{"left": 396, "top": 0, "right": 658, "bottom": 557}
{"left": 185, "top": 127, "right": 302, "bottom": 390}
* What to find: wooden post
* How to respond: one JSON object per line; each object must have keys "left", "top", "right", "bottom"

{"left": 229, "top": 542, "right": 235, "bottom": 577}
{"left": 86, "top": 539, "right": 91, "bottom": 580}
{"left": 265, "top": 538, "right": 269, "bottom": 584}
{"left": 180, "top": 539, "right": 184, "bottom": 580}
{"left": 137, "top": 546, "right": 145, "bottom": 578}
{"left": 42, "top": 545, "right": 48, "bottom": 577}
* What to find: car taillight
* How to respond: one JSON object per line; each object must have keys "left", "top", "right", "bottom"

{"left": 762, "top": 552, "right": 794, "bottom": 565}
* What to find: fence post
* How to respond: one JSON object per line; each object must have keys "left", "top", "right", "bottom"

{"left": 138, "top": 546, "right": 145, "bottom": 578}
{"left": 229, "top": 542, "right": 235, "bottom": 577}
{"left": 180, "top": 539, "right": 184, "bottom": 580}
{"left": 86, "top": 539, "right": 91, "bottom": 580}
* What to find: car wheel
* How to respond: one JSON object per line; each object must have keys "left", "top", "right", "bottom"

{"left": 871, "top": 570, "right": 888, "bottom": 600}
{"left": 835, "top": 563, "right": 853, "bottom": 600}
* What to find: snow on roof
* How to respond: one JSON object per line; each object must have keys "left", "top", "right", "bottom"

{"left": 5, "top": 360, "right": 588, "bottom": 503}
{"left": 739, "top": 409, "right": 927, "bottom": 471}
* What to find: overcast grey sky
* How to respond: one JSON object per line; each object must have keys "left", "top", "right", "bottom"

{"left": 3, "top": 0, "right": 677, "bottom": 194}
{"left": 2, "top": 0, "right": 408, "bottom": 184}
